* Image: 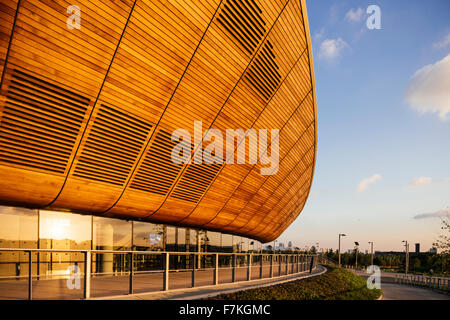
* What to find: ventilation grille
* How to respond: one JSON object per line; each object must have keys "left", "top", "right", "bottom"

{"left": 217, "top": 0, "right": 267, "bottom": 55}
{"left": 73, "top": 104, "right": 151, "bottom": 186}
{"left": 130, "top": 130, "right": 189, "bottom": 195}
{"left": 245, "top": 41, "right": 281, "bottom": 101}
{"left": 0, "top": 69, "right": 89, "bottom": 174}
{"left": 171, "top": 162, "right": 222, "bottom": 203}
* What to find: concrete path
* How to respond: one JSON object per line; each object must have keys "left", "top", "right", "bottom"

{"left": 94, "top": 265, "right": 327, "bottom": 300}
{"left": 351, "top": 269, "right": 450, "bottom": 300}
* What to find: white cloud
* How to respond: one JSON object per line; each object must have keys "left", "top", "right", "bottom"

{"left": 409, "top": 176, "right": 432, "bottom": 186}
{"left": 357, "top": 174, "right": 382, "bottom": 192}
{"left": 404, "top": 54, "right": 450, "bottom": 121}
{"left": 313, "top": 28, "right": 325, "bottom": 42}
{"left": 345, "top": 8, "right": 364, "bottom": 22}
{"left": 433, "top": 33, "right": 450, "bottom": 49}
{"left": 318, "top": 38, "right": 349, "bottom": 61}
{"left": 413, "top": 208, "right": 450, "bottom": 219}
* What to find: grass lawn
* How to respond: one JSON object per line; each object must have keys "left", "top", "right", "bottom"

{"left": 206, "top": 266, "right": 382, "bottom": 300}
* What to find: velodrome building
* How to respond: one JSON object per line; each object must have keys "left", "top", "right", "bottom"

{"left": 0, "top": 0, "right": 316, "bottom": 277}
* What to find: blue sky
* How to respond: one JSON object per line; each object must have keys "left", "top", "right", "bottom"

{"left": 277, "top": 0, "right": 450, "bottom": 252}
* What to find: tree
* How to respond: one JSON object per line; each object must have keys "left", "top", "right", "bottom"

{"left": 433, "top": 217, "right": 450, "bottom": 254}
{"left": 413, "top": 258, "right": 421, "bottom": 271}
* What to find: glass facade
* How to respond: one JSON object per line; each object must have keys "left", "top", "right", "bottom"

{"left": 0, "top": 206, "right": 264, "bottom": 279}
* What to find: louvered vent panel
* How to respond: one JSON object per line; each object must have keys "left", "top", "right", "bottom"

{"left": 217, "top": 0, "right": 267, "bottom": 55}
{"left": 245, "top": 41, "right": 281, "bottom": 101}
{"left": 0, "top": 69, "right": 89, "bottom": 174}
{"left": 171, "top": 159, "right": 222, "bottom": 203}
{"left": 73, "top": 104, "right": 151, "bottom": 186}
{"left": 130, "top": 130, "right": 189, "bottom": 195}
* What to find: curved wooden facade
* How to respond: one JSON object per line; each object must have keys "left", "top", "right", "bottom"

{"left": 0, "top": 0, "right": 316, "bottom": 243}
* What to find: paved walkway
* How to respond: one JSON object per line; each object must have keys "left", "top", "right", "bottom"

{"left": 94, "top": 265, "right": 327, "bottom": 300}
{"left": 351, "top": 270, "right": 450, "bottom": 300}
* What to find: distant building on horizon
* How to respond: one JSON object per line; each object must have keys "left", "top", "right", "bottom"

{"left": 415, "top": 243, "right": 420, "bottom": 253}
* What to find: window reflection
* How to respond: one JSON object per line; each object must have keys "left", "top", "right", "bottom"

{"left": 207, "top": 231, "right": 221, "bottom": 252}
{"left": 39, "top": 210, "right": 91, "bottom": 277}
{"left": 133, "top": 221, "right": 163, "bottom": 251}
{"left": 0, "top": 206, "right": 38, "bottom": 278}
{"left": 221, "top": 234, "right": 233, "bottom": 253}
{"left": 93, "top": 217, "right": 131, "bottom": 275}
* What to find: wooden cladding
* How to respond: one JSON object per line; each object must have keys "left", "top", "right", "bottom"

{"left": 245, "top": 40, "right": 281, "bottom": 100}
{"left": 0, "top": 69, "right": 89, "bottom": 174}
{"left": 0, "top": 0, "right": 316, "bottom": 243}
{"left": 73, "top": 104, "right": 151, "bottom": 186}
{"left": 130, "top": 130, "right": 185, "bottom": 196}
{"left": 217, "top": 0, "right": 267, "bottom": 55}
{"left": 171, "top": 163, "right": 223, "bottom": 203}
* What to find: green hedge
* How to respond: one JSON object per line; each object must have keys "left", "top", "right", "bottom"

{"left": 207, "top": 266, "right": 382, "bottom": 300}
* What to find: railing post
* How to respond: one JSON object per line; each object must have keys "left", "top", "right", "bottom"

{"left": 163, "top": 252, "right": 169, "bottom": 291}
{"left": 28, "top": 250, "right": 32, "bottom": 300}
{"left": 285, "top": 255, "right": 288, "bottom": 275}
{"left": 269, "top": 255, "right": 273, "bottom": 278}
{"left": 296, "top": 255, "right": 299, "bottom": 273}
{"left": 129, "top": 252, "right": 134, "bottom": 294}
{"left": 232, "top": 254, "right": 236, "bottom": 282}
{"left": 278, "top": 255, "right": 282, "bottom": 276}
{"left": 259, "top": 254, "right": 263, "bottom": 279}
{"left": 247, "top": 254, "right": 252, "bottom": 281}
{"left": 191, "top": 253, "right": 196, "bottom": 288}
{"left": 84, "top": 251, "right": 91, "bottom": 299}
{"left": 214, "top": 254, "right": 219, "bottom": 285}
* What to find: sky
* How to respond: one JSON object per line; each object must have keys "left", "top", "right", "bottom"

{"left": 277, "top": 0, "right": 450, "bottom": 253}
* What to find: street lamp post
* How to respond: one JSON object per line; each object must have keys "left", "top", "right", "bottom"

{"left": 354, "top": 242, "right": 359, "bottom": 269}
{"left": 402, "top": 240, "right": 409, "bottom": 274}
{"left": 368, "top": 241, "right": 374, "bottom": 266}
{"left": 338, "top": 234, "right": 346, "bottom": 267}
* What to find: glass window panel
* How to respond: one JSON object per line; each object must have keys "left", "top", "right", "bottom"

{"left": 187, "top": 229, "right": 197, "bottom": 252}
{"left": 206, "top": 231, "right": 221, "bottom": 252}
{"left": 221, "top": 234, "right": 233, "bottom": 253}
{"left": 241, "top": 237, "right": 249, "bottom": 253}
{"left": 133, "top": 221, "right": 164, "bottom": 251}
{"left": 39, "top": 211, "right": 91, "bottom": 250}
{"left": 198, "top": 231, "right": 207, "bottom": 253}
{"left": 0, "top": 206, "right": 38, "bottom": 248}
{"left": 232, "top": 236, "right": 242, "bottom": 253}
{"left": 0, "top": 206, "right": 38, "bottom": 283}
{"left": 177, "top": 228, "right": 186, "bottom": 252}
{"left": 93, "top": 216, "right": 131, "bottom": 250}
{"left": 165, "top": 227, "right": 176, "bottom": 252}
{"left": 38, "top": 210, "right": 91, "bottom": 278}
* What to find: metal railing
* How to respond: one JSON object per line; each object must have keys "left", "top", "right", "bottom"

{"left": 395, "top": 273, "right": 450, "bottom": 291}
{"left": 0, "top": 248, "right": 318, "bottom": 300}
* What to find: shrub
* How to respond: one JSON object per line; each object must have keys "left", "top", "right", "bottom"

{"left": 207, "top": 266, "right": 382, "bottom": 300}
